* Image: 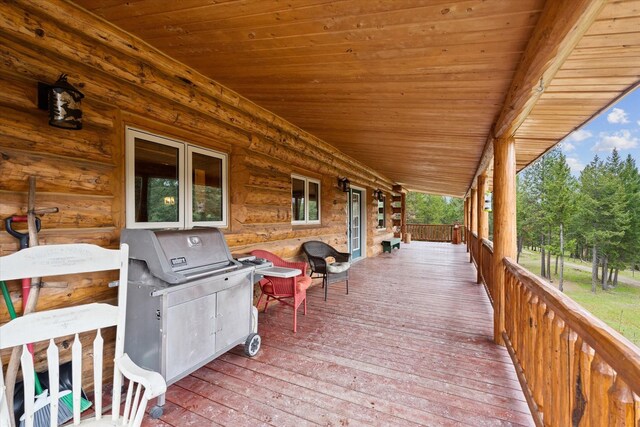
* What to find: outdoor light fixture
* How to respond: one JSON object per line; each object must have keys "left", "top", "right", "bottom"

{"left": 38, "top": 74, "right": 85, "bottom": 130}
{"left": 374, "top": 189, "right": 384, "bottom": 201}
{"left": 338, "top": 177, "right": 351, "bottom": 192}
{"left": 484, "top": 192, "right": 493, "bottom": 212}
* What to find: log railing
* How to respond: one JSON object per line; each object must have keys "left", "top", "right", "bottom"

{"left": 502, "top": 258, "right": 640, "bottom": 426}
{"left": 480, "top": 239, "right": 494, "bottom": 304}
{"left": 469, "top": 232, "right": 479, "bottom": 267}
{"left": 406, "top": 224, "right": 465, "bottom": 242}
{"left": 466, "top": 235, "right": 640, "bottom": 425}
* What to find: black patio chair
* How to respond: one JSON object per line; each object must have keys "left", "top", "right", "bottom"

{"left": 301, "top": 241, "right": 351, "bottom": 301}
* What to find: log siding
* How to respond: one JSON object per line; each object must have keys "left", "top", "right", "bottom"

{"left": 0, "top": 0, "right": 393, "bottom": 384}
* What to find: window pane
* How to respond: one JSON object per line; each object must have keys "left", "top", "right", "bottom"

{"left": 292, "top": 178, "right": 305, "bottom": 221}
{"left": 308, "top": 181, "right": 319, "bottom": 221}
{"left": 192, "top": 152, "right": 223, "bottom": 222}
{"left": 134, "top": 138, "right": 179, "bottom": 223}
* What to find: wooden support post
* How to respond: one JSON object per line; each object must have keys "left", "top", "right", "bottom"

{"left": 401, "top": 192, "right": 407, "bottom": 241}
{"left": 477, "top": 173, "right": 488, "bottom": 284}
{"left": 493, "top": 136, "right": 517, "bottom": 345}
{"left": 463, "top": 198, "right": 469, "bottom": 253}
{"left": 470, "top": 189, "right": 477, "bottom": 263}
{"left": 470, "top": 188, "right": 478, "bottom": 236}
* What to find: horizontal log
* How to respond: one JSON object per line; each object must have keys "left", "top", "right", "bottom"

{"left": 242, "top": 189, "right": 291, "bottom": 207}
{"left": 0, "top": 228, "right": 119, "bottom": 256}
{"left": 0, "top": 191, "right": 115, "bottom": 229}
{"left": 0, "top": 109, "right": 114, "bottom": 163}
{"left": 0, "top": 148, "right": 114, "bottom": 195}
{"left": 0, "top": 272, "right": 118, "bottom": 323}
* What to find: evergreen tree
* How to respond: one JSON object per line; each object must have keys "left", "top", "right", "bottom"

{"left": 516, "top": 176, "right": 533, "bottom": 262}
{"left": 618, "top": 154, "right": 640, "bottom": 282}
{"left": 575, "top": 154, "right": 629, "bottom": 292}
{"left": 519, "top": 155, "right": 551, "bottom": 277}
{"left": 542, "top": 150, "right": 576, "bottom": 291}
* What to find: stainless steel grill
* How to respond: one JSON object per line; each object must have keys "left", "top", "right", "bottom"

{"left": 120, "top": 228, "right": 261, "bottom": 418}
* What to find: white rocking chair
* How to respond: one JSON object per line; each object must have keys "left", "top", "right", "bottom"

{"left": 0, "top": 243, "right": 166, "bottom": 427}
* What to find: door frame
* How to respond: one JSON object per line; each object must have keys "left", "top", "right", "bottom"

{"left": 348, "top": 185, "right": 367, "bottom": 261}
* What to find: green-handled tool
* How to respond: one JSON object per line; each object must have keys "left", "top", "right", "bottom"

{"left": 1, "top": 280, "right": 74, "bottom": 427}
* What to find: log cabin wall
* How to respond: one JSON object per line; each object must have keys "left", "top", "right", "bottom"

{"left": 0, "top": 0, "right": 393, "bottom": 383}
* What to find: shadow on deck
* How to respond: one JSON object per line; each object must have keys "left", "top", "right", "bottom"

{"left": 143, "top": 241, "right": 533, "bottom": 426}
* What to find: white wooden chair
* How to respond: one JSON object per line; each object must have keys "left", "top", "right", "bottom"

{"left": 0, "top": 243, "right": 166, "bottom": 427}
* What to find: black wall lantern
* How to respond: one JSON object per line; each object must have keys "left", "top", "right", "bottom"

{"left": 374, "top": 189, "right": 384, "bottom": 201}
{"left": 38, "top": 74, "right": 85, "bottom": 130}
{"left": 338, "top": 177, "right": 351, "bottom": 192}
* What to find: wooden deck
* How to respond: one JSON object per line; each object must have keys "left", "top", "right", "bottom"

{"left": 143, "top": 242, "right": 533, "bottom": 426}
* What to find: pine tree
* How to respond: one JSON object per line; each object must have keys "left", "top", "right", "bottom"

{"left": 519, "top": 155, "right": 550, "bottom": 276}
{"left": 618, "top": 155, "right": 640, "bottom": 282}
{"left": 542, "top": 150, "right": 576, "bottom": 291}
{"left": 576, "top": 154, "right": 630, "bottom": 292}
{"left": 601, "top": 150, "right": 632, "bottom": 287}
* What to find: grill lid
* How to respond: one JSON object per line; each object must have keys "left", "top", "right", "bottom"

{"left": 121, "top": 228, "right": 238, "bottom": 284}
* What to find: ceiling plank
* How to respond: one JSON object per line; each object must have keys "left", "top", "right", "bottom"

{"left": 468, "top": 0, "right": 607, "bottom": 195}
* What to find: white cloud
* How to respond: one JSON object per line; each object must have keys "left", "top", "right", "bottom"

{"left": 592, "top": 130, "right": 638, "bottom": 152}
{"left": 637, "top": 120, "right": 640, "bottom": 126}
{"left": 607, "top": 107, "right": 629, "bottom": 124}
{"left": 560, "top": 142, "right": 576, "bottom": 152}
{"left": 566, "top": 157, "right": 585, "bottom": 174}
{"left": 567, "top": 129, "right": 592, "bottom": 142}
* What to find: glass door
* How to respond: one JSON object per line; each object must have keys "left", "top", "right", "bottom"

{"left": 350, "top": 189, "right": 362, "bottom": 259}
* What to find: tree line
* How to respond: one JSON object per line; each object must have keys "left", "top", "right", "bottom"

{"left": 406, "top": 193, "right": 463, "bottom": 225}
{"left": 517, "top": 148, "right": 640, "bottom": 292}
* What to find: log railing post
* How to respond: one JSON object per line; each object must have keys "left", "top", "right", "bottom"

{"left": 492, "top": 136, "right": 516, "bottom": 345}
{"left": 477, "top": 173, "right": 488, "bottom": 284}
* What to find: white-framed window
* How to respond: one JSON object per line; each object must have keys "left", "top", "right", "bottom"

{"left": 291, "top": 174, "right": 321, "bottom": 225}
{"left": 125, "top": 127, "right": 228, "bottom": 229}
{"left": 377, "top": 196, "right": 386, "bottom": 229}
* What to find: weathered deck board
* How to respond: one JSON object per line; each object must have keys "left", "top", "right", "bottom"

{"left": 143, "top": 242, "right": 533, "bottom": 426}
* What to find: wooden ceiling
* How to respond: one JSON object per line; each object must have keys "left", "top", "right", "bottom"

{"left": 514, "top": 0, "right": 640, "bottom": 170}
{"left": 74, "top": 0, "right": 640, "bottom": 197}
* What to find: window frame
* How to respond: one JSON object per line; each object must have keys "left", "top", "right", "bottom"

{"left": 186, "top": 145, "right": 228, "bottom": 228}
{"left": 291, "top": 173, "right": 321, "bottom": 225}
{"left": 125, "top": 127, "right": 228, "bottom": 229}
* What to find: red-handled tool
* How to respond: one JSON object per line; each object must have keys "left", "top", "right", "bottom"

{"left": 5, "top": 215, "right": 41, "bottom": 313}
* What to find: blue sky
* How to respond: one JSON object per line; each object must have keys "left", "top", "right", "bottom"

{"left": 558, "top": 88, "right": 640, "bottom": 175}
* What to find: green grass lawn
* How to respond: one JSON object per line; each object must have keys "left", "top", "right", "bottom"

{"left": 556, "top": 253, "right": 640, "bottom": 282}
{"left": 518, "top": 250, "right": 640, "bottom": 347}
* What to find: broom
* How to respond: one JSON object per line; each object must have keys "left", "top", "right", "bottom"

{"left": 18, "top": 377, "right": 73, "bottom": 427}
{"left": 2, "top": 280, "right": 73, "bottom": 427}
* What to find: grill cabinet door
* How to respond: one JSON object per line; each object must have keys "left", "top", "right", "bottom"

{"left": 215, "top": 280, "right": 251, "bottom": 352}
{"left": 166, "top": 292, "right": 216, "bottom": 381}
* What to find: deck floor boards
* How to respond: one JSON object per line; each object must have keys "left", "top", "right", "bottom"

{"left": 142, "top": 241, "right": 533, "bottom": 426}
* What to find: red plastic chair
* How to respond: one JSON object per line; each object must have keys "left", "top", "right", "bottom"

{"left": 250, "top": 250, "right": 311, "bottom": 332}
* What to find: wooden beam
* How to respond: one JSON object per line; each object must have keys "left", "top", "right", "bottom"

{"left": 495, "top": 0, "right": 607, "bottom": 139}
{"left": 469, "top": 0, "right": 607, "bottom": 192}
